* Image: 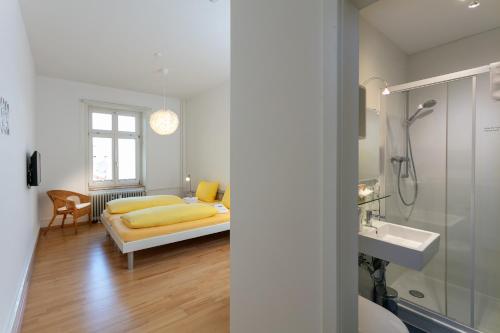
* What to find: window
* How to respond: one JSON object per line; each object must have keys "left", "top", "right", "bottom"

{"left": 88, "top": 107, "right": 142, "bottom": 188}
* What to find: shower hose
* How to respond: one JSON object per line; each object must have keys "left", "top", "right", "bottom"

{"left": 397, "top": 132, "right": 418, "bottom": 206}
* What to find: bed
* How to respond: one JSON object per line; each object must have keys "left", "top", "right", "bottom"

{"left": 101, "top": 201, "right": 230, "bottom": 270}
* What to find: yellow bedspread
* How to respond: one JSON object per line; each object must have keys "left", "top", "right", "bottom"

{"left": 121, "top": 204, "right": 218, "bottom": 229}
{"left": 103, "top": 210, "right": 230, "bottom": 242}
{"left": 106, "top": 195, "right": 184, "bottom": 214}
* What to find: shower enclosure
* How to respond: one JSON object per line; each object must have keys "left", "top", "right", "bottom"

{"left": 381, "top": 67, "right": 500, "bottom": 332}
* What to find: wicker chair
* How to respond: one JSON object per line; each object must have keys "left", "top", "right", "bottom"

{"left": 45, "top": 190, "right": 92, "bottom": 235}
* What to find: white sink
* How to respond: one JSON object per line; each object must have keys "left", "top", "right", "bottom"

{"left": 359, "top": 219, "right": 440, "bottom": 271}
{"left": 359, "top": 296, "right": 408, "bottom": 333}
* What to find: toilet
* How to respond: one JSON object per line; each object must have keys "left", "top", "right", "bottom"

{"left": 358, "top": 296, "right": 409, "bottom": 333}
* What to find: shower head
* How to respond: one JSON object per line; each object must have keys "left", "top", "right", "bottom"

{"left": 408, "top": 99, "right": 437, "bottom": 125}
{"left": 417, "top": 99, "right": 437, "bottom": 111}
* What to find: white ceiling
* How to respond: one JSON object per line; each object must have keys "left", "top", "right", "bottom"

{"left": 361, "top": 0, "right": 500, "bottom": 55}
{"left": 19, "top": 0, "right": 229, "bottom": 98}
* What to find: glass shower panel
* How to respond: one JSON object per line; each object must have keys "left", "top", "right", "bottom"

{"left": 385, "top": 83, "right": 448, "bottom": 316}
{"left": 446, "top": 78, "right": 473, "bottom": 326}
{"left": 381, "top": 72, "right": 500, "bottom": 332}
{"left": 381, "top": 91, "right": 407, "bottom": 291}
{"left": 474, "top": 72, "right": 500, "bottom": 333}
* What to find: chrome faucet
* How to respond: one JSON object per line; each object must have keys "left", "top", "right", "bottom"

{"left": 365, "top": 210, "right": 373, "bottom": 227}
{"left": 360, "top": 209, "right": 379, "bottom": 234}
{"left": 358, "top": 208, "right": 379, "bottom": 233}
{"left": 358, "top": 207, "right": 363, "bottom": 231}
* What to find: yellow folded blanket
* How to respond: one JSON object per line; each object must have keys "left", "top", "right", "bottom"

{"left": 121, "top": 203, "right": 218, "bottom": 229}
{"left": 106, "top": 195, "right": 184, "bottom": 214}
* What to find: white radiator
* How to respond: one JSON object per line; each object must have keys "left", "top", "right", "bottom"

{"left": 90, "top": 188, "right": 146, "bottom": 221}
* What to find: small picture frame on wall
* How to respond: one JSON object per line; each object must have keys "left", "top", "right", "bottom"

{"left": 0, "top": 97, "right": 9, "bottom": 135}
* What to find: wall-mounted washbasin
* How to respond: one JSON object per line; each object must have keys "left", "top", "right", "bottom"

{"left": 359, "top": 219, "right": 440, "bottom": 271}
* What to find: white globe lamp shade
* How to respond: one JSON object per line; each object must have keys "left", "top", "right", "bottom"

{"left": 149, "top": 109, "right": 179, "bottom": 135}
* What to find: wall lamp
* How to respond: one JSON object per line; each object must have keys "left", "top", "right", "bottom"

{"left": 185, "top": 174, "right": 192, "bottom": 196}
{"left": 361, "top": 77, "right": 391, "bottom": 95}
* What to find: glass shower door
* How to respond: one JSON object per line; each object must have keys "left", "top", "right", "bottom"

{"left": 383, "top": 72, "right": 500, "bottom": 332}
{"left": 383, "top": 77, "right": 476, "bottom": 328}
{"left": 446, "top": 78, "right": 474, "bottom": 327}
{"left": 473, "top": 72, "right": 500, "bottom": 332}
{"left": 384, "top": 82, "right": 448, "bottom": 317}
{"left": 446, "top": 73, "right": 500, "bottom": 332}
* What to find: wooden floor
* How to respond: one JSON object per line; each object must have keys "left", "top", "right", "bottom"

{"left": 21, "top": 224, "right": 230, "bottom": 333}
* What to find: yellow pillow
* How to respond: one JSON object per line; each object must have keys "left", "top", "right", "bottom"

{"left": 121, "top": 204, "right": 217, "bottom": 229}
{"left": 195, "top": 180, "right": 219, "bottom": 202}
{"left": 222, "top": 185, "right": 230, "bottom": 209}
{"left": 106, "top": 195, "right": 184, "bottom": 214}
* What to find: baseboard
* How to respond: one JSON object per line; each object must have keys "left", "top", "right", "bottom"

{"left": 8, "top": 228, "right": 39, "bottom": 333}
{"left": 39, "top": 216, "right": 92, "bottom": 228}
{"left": 40, "top": 219, "right": 95, "bottom": 231}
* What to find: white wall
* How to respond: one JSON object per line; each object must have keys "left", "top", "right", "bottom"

{"left": 358, "top": 19, "right": 410, "bottom": 296}
{"left": 359, "top": 18, "right": 408, "bottom": 181}
{"left": 359, "top": 18, "right": 408, "bottom": 110}
{"left": 231, "top": 0, "right": 349, "bottom": 331}
{"left": 0, "top": 0, "right": 38, "bottom": 331}
{"left": 184, "top": 82, "right": 229, "bottom": 191}
{"left": 358, "top": 18, "right": 409, "bottom": 287}
{"left": 408, "top": 27, "right": 500, "bottom": 81}
{"left": 35, "top": 77, "right": 182, "bottom": 226}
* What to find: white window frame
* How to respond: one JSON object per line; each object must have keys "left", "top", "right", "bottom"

{"left": 84, "top": 100, "right": 148, "bottom": 189}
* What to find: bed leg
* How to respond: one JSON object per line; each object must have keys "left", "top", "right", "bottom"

{"left": 127, "top": 252, "right": 134, "bottom": 271}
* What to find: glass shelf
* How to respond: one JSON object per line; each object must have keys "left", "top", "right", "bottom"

{"left": 357, "top": 193, "right": 391, "bottom": 206}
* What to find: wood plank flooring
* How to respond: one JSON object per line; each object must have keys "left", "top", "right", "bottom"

{"left": 21, "top": 224, "right": 229, "bottom": 333}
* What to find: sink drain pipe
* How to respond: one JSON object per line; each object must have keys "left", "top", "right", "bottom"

{"left": 359, "top": 254, "right": 400, "bottom": 315}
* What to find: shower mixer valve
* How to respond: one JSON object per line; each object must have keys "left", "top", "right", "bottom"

{"left": 391, "top": 156, "right": 408, "bottom": 163}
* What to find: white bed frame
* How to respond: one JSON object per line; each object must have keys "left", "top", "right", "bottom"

{"left": 101, "top": 215, "right": 230, "bottom": 270}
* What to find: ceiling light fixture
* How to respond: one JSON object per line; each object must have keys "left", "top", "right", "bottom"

{"left": 150, "top": 68, "right": 180, "bottom": 136}
{"left": 468, "top": 0, "right": 480, "bottom": 8}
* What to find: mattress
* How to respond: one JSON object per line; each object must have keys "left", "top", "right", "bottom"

{"left": 102, "top": 208, "right": 230, "bottom": 242}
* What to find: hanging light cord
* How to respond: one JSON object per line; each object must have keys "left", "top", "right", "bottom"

{"left": 162, "top": 70, "right": 167, "bottom": 111}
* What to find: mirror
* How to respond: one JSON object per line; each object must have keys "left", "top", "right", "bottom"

{"left": 359, "top": 108, "right": 379, "bottom": 182}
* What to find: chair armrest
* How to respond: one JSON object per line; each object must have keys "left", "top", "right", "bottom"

{"left": 78, "top": 194, "right": 90, "bottom": 203}
{"left": 53, "top": 195, "right": 78, "bottom": 211}
{"left": 66, "top": 199, "right": 77, "bottom": 210}
{"left": 52, "top": 196, "right": 69, "bottom": 210}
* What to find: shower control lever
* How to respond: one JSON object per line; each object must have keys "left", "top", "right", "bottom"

{"left": 391, "top": 156, "right": 408, "bottom": 163}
